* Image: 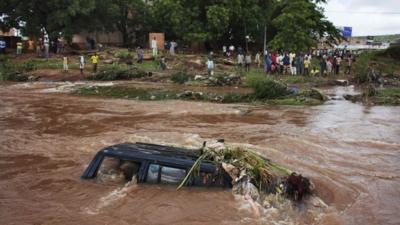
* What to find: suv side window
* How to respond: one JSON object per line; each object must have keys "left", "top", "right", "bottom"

{"left": 160, "top": 166, "right": 186, "bottom": 184}
{"left": 146, "top": 164, "right": 186, "bottom": 184}
{"left": 146, "top": 164, "right": 160, "bottom": 183}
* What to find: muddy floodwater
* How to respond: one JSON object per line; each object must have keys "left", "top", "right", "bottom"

{"left": 0, "top": 82, "right": 399, "bottom": 225}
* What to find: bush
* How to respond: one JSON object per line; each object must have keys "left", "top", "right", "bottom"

{"left": 22, "top": 60, "right": 37, "bottom": 71}
{"left": 171, "top": 70, "right": 190, "bottom": 84}
{"left": 353, "top": 52, "right": 375, "bottom": 84}
{"left": 114, "top": 50, "right": 131, "bottom": 59}
{"left": 376, "top": 46, "right": 400, "bottom": 60}
{"left": 0, "top": 56, "right": 28, "bottom": 81}
{"left": 87, "top": 66, "right": 147, "bottom": 81}
{"left": 246, "top": 74, "right": 290, "bottom": 100}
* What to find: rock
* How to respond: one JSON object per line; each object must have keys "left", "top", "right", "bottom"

{"left": 335, "top": 79, "right": 349, "bottom": 86}
{"left": 306, "top": 88, "right": 328, "bottom": 101}
{"left": 28, "top": 75, "right": 38, "bottom": 81}
{"left": 194, "top": 75, "right": 206, "bottom": 81}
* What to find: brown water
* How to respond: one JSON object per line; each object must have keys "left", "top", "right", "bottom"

{"left": 0, "top": 83, "right": 399, "bottom": 225}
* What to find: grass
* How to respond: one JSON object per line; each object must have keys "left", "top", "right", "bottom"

{"left": 135, "top": 60, "right": 160, "bottom": 70}
{"left": 177, "top": 145, "right": 298, "bottom": 196}
{"left": 76, "top": 85, "right": 326, "bottom": 105}
{"left": 87, "top": 65, "right": 148, "bottom": 81}
{"left": 372, "top": 88, "right": 400, "bottom": 105}
{"left": 344, "top": 87, "right": 400, "bottom": 106}
{"left": 244, "top": 68, "right": 338, "bottom": 87}
{"left": 77, "top": 86, "right": 175, "bottom": 100}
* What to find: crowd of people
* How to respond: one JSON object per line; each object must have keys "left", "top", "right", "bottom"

{"left": 3, "top": 33, "right": 356, "bottom": 77}
{"left": 221, "top": 45, "right": 355, "bottom": 76}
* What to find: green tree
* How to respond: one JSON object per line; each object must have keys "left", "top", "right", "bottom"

{"left": 268, "top": 0, "right": 342, "bottom": 51}
{"left": 0, "top": 0, "right": 95, "bottom": 40}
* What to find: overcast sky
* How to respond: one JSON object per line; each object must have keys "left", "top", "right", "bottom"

{"left": 322, "top": 0, "right": 400, "bottom": 36}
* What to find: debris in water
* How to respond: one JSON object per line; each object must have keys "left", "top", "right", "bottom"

{"left": 178, "top": 141, "right": 314, "bottom": 206}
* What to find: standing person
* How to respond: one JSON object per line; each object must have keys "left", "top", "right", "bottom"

{"left": 237, "top": 52, "right": 244, "bottom": 68}
{"left": 303, "top": 57, "right": 310, "bottom": 76}
{"left": 265, "top": 53, "right": 272, "bottom": 75}
{"left": 229, "top": 44, "right": 235, "bottom": 56}
{"left": 169, "top": 40, "right": 177, "bottom": 55}
{"left": 327, "top": 57, "right": 333, "bottom": 75}
{"left": 222, "top": 45, "right": 227, "bottom": 56}
{"left": 160, "top": 56, "right": 167, "bottom": 70}
{"left": 298, "top": 54, "right": 305, "bottom": 75}
{"left": 79, "top": 55, "right": 85, "bottom": 75}
{"left": 289, "top": 51, "right": 296, "bottom": 75}
{"left": 271, "top": 52, "right": 277, "bottom": 66}
{"left": 0, "top": 38, "right": 6, "bottom": 54}
{"left": 16, "top": 41, "right": 23, "bottom": 55}
{"left": 283, "top": 53, "right": 290, "bottom": 75}
{"left": 345, "top": 54, "right": 353, "bottom": 75}
{"left": 43, "top": 33, "right": 50, "bottom": 59}
{"left": 335, "top": 55, "right": 341, "bottom": 75}
{"left": 332, "top": 56, "right": 337, "bottom": 76}
{"left": 319, "top": 57, "right": 327, "bottom": 77}
{"left": 255, "top": 51, "right": 261, "bottom": 68}
{"left": 245, "top": 52, "right": 252, "bottom": 72}
{"left": 91, "top": 52, "right": 99, "bottom": 73}
{"left": 291, "top": 55, "right": 297, "bottom": 75}
{"left": 207, "top": 57, "right": 214, "bottom": 76}
{"left": 151, "top": 37, "right": 158, "bottom": 58}
{"left": 277, "top": 53, "right": 284, "bottom": 75}
{"left": 136, "top": 46, "right": 144, "bottom": 63}
{"left": 63, "top": 56, "right": 68, "bottom": 72}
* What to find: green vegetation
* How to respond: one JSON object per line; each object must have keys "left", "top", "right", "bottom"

{"left": 246, "top": 74, "right": 291, "bottom": 100}
{"left": 1, "top": 0, "right": 341, "bottom": 49}
{"left": 135, "top": 61, "right": 160, "bottom": 71}
{"left": 77, "top": 86, "right": 175, "bottom": 100}
{"left": 87, "top": 66, "right": 148, "bottom": 81}
{"left": 353, "top": 47, "right": 400, "bottom": 84}
{"left": 0, "top": 56, "right": 29, "bottom": 81}
{"left": 178, "top": 145, "right": 295, "bottom": 195}
{"left": 344, "top": 87, "right": 400, "bottom": 106}
{"left": 171, "top": 70, "right": 191, "bottom": 84}
{"left": 77, "top": 84, "right": 326, "bottom": 105}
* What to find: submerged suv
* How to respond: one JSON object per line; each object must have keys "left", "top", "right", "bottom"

{"left": 82, "top": 142, "right": 232, "bottom": 187}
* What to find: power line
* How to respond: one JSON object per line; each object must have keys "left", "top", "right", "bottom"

{"left": 326, "top": 10, "right": 400, "bottom": 15}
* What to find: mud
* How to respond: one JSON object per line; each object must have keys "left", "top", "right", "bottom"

{"left": 0, "top": 83, "right": 399, "bottom": 225}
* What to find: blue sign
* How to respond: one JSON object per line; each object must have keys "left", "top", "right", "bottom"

{"left": 342, "top": 27, "right": 352, "bottom": 38}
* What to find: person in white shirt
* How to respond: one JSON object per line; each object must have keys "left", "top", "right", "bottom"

{"left": 79, "top": 55, "right": 85, "bottom": 75}
{"left": 237, "top": 53, "right": 244, "bottom": 67}
{"left": 289, "top": 52, "right": 296, "bottom": 75}
{"left": 151, "top": 37, "right": 158, "bottom": 58}
{"left": 255, "top": 51, "right": 261, "bottom": 68}
{"left": 277, "top": 54, "right": 284, "bottom": 74}
{"left": 169, "top": 40, "right": 177, "bottom": 55}
{"left": 207, "top": 57, "right": 214, "bottom": 75}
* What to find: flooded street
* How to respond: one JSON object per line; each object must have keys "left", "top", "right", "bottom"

{"left": 0, "top": 82, "right": 399, "bottom": 225}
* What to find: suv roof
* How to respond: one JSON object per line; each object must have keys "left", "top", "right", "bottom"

{"left": 81, "top": 142, "right": 217, "bottom": 180}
